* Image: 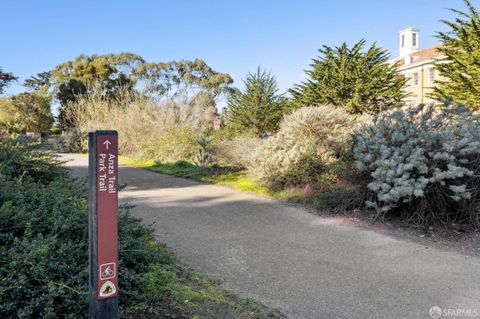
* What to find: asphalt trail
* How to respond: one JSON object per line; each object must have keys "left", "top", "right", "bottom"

{"left": 62, "top": 154, "right": 480, "bottom": 319}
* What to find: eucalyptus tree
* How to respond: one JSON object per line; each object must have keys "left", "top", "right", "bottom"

{"left": 25, "top": 53, "right": 234, "bottom": 128}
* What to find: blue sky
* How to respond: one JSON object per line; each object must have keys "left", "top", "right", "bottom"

{"left": 0, "top": 0, "right": 473, "bottom": 98}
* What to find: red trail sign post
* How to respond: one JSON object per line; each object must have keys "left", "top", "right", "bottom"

{"left": 89, "top": 131, "right": 119, "bottom": 318}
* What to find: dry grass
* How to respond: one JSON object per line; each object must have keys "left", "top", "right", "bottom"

{"left": 65, "top": 88, "right": 215, "bottom": 161}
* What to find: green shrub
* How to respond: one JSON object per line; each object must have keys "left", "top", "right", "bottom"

{"left": 353, "top": 104, "right": 480, "bottom": 228}
{"left": 0, "top": 144, "right": 177, "bottom": 317}
{"left": 0, "top": 142, "right": 64, "bottom": 183}
{"left": 251, "top": 106, "right": 356, "bottom": 189}
{"left": 0, "top": 143, "right": 88, "bottom": 318}
{"left": 0, "top": 142, "right": 164, "bottom": 317}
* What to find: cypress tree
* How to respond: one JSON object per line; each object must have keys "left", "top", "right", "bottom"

{"left": 434, "top": 0, "right": 480, "bottom": 110}
{"left": 224, "top": 67, "right": 287, "bottom": 136}
{"left": 290, "top": 40, "right": 406, "bottom": 114}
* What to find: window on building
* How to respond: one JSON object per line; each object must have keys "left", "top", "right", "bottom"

{"left": 429, "top": 68, "right": 435, "bottom": 84}
{"left": 401, "top": 34, "right": 405, "bottom": 48}
{"left": 412, "top": 33, "right": 417, "bottom": 46}
{"left": 413, "top": 73, "right": 419, "bottom": 86}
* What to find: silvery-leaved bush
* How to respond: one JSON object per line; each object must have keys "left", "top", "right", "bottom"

{"left": 354, "top": 103, "right": 480, "bottom": 227}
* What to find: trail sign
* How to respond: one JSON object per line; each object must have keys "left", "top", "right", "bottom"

{"left": 89, "top": 131, "right": 119, "bottom": 318}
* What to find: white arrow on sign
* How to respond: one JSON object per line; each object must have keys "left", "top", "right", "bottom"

{"left": 103, "top": 139, "right": 111, "bottom": 150}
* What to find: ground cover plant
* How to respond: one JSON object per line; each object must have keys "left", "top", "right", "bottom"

{"left": 0, "top": 141, "right": 284, "bottom": 318}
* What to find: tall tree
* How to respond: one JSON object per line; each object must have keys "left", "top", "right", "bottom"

{"left": 25, "top": 53, "right": 234, "bottom": 128}
{"left": 25, "top": 53, "right": 145, "bottom": 128}
{"left": 0, "top": 67, "right": 17, "bottom": 95}
{"left": 140, "top": 59, "right": 234, "bottom": 99}
{"left": 0, "top": 92, "right": 53, "bottom": 133}
{"left": 224, "top": 67, "right": 287, "bottom": 136}
{"left": 434, "top": 0, "right": 480, "bottom": 110}
{"left": 56, "top": 79, "right": 88, "bottom": 129}
{"left": 290, "top": 40, "right": 406, "bottom": 114}
{"left": 24, "top": 71, "right": 51, "bottom": 93}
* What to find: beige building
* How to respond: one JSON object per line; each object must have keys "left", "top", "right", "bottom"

{"left": 390, "top": 27, "right": 443, "bottom": 105}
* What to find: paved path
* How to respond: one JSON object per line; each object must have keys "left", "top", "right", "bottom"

{"left": 62, "top": 154, "right": 480, "bottom": 319}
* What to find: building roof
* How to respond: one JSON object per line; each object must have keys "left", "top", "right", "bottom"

{"left": 393, "top": 45, "right": 442, "bottom": 67}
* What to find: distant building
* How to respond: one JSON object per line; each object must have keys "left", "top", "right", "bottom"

{"left": 390, "top": 27, "right": 443, "bottom": 105}
{"left": 213, "top": 118, "right": 221, "bottom": 130}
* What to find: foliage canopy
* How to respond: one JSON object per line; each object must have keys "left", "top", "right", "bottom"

{"left": 0, "top": 92, "right": 53, "bottom": 133}
{"left": 25, "top": 53, "right": 234, "bottom": 128}
{"left": 290, "top": 40, "right": 406, "bottom": 114}
{"left": 434, "top": 0, "right": 480, "bottom": 110}
{"left": 224, "top": 67, "right": 288, "bottom": 136}
{"left": 0, "top": 67, "right": 17, "bottom": 95}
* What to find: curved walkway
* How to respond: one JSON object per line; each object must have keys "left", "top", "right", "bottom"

{"left": 62, "top": 154, "right": 480, "bottom": 319}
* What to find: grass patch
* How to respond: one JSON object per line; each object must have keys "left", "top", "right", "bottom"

{"left": 120, "top": 157, "right": 291, "bottom": 199}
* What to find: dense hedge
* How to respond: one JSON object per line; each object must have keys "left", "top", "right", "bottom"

{"left": 0, "top": 142, "right": 284, "bottom": 318}
{"left": 0, "top": 143, "right": 171, "bottom": 317}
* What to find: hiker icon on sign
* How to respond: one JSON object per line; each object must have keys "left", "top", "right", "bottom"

{"left": 99, "top": 262, "right": 116, "bottom": 280}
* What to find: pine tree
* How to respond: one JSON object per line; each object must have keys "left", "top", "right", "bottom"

{"left": 0, "top": 67, "right": 17, "bottom": 95}
{"left": 434, "top": 0, "right": 480, "bottom": 110}
{"left": 290, "top": 40, "right": 406, "bottom": 114}
{"left": 224, "top": 67, "right": 287, "bottom": 136}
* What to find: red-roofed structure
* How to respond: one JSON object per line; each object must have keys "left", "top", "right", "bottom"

{"left": 389, "top": 28, "right": 444, "bottom": 105}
